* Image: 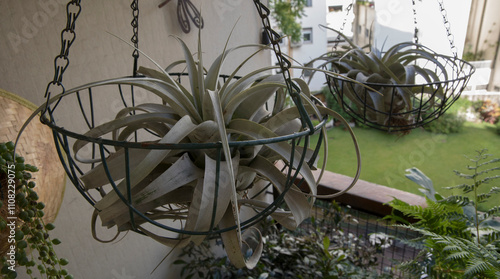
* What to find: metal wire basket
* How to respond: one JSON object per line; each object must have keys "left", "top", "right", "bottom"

{"left": 40, "top": 71, "right": 327, "bottom": 243}
{"left": 326, "top": 50, "right": 475, "bottom": 132}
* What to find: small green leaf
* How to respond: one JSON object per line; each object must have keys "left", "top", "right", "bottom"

{"left": 45, "top": 223, "right": 56, "bottom": 231}
{"left": 322, "top": 236, "right": 330, "bottom": 251}
{"left": 14, "top": 230, "right": 24, "bottom": 241}
{"left": 173, "top": 259, "right": 186, "bottom": 265}
{"left": 5, "top": 141, "right": 14, "bottom": 151}
{"left": 59, "top": 258, "right": 69, "bottom": 266}
{"left": 18, "top": 240, "right": 28, "bottom": 249}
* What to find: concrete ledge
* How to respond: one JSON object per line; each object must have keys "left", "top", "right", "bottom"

{"left": 314, "top": 170, "right": 427, "bottom": 217}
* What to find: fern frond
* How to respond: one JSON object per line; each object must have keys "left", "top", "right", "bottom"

{"left": 441, "top": 195, "right": 473, "bottom": 207}
{"left": 444, "top": 183, "right": 475, "bottom": 193}
{"left": 441, "top": 243, "right": 462, "bottom": 253}
{"left": 396, "top": 249, "right": 432, "bottom": 276}
{"left": 453, "top": 170, "right": 475, "bottom": 179}
{"left": 445, "top": 251, "right": 470, "bottom": 261}
{"left": 476, "top": 175, "right": 500, "bottom": 188}
{"left": 477, "top": 193, "right": 493, "bottom": 204}
{"left": 486, "top": 206, "right": 500, "bottom": 217}
{"left": 464, "top": 260, "right": 494, "bottom": 278}
{"left": 387, "top": 198, "right": 427, "bottom": 220}
{"left": 483, "top": 230, "right": 500, "bottom": 245}
{"left": 395, "top": 235, "right": 426, "bottom": 249}
{"left": 476, "top": 157, "right": 500, "bottom": 168}
{"left": 474, "top": 167, "right": 500, "bottom": 178}
{"left": 444, "top": 183, "right": 472, "bottom": 189}
{"left": 489, "top": 187, "right": 500, "bottom": 194}
{"left": 397, "top": 260, "right": 425, "bottom": 275}
{"left": 476, "top": 187, "right": 500, "bottom": 204}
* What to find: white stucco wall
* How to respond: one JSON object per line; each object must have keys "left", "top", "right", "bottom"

{"left": 293, "top": 0, "right": 328, "bottom": 92}
{"left": 0, "top": 1, "right": 270, "bottom": 278}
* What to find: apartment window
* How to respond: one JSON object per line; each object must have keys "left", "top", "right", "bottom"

{"left": 302, "top": 28, "right": 313, "bottom": 43}
{"left": 328, "top": 5, "right": 342, "bottom": 12}
{"left": 303, "top": 66, "right": 313, "bottom": 77}
{"left": 305, "top": 0, "right": 312, "bottom": 7}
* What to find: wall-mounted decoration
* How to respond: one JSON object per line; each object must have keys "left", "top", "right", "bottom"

{"left": 158, "top": 0, "right": 204, "bottom": 33}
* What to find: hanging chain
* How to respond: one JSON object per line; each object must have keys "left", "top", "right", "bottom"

{"left": 131, "top": 0, "right": 140, "bottom": 76}
{"left": 437, "top": 0, "right": 457, "bottom": 57}
{"left": 43, "top": 0, "right": 81, "bottom": 103}
{"left": 411, "top": 0, "right": 419, "bottom": 44}
{"left": 332, "top": 1, "right": 353, "bottom": 51}
{"left": 253, "top": 0, "right": 314, "bottom": 132}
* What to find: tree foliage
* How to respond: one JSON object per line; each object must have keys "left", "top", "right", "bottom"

{"left": 270, "top": 0, "right": 306, "bottom": 43}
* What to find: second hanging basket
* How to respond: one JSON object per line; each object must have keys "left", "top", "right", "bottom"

{"left": 323, "top": 42, "right": 475, "bottom": 132}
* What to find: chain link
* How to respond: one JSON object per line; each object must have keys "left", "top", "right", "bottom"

{"left": 253, "top": 0, "right": 314, "bottom": 132}
{"left": 131, "top": 0, "right": 140, "bottom": 76}
{"left": 411, "top": 0, "right": 419, "bottom": 44}
{"left": 332, "top": 1, "right": 353, "bottom": 51}
{"left": 44, "top": 0, "right": 81, "bottom": 101}
{"left": 437, "top": 0, "right": 457, "bottom": 57}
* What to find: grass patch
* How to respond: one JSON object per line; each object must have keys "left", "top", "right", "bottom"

{"left": 315, "top": 122, "right": 500, "bottom": 209}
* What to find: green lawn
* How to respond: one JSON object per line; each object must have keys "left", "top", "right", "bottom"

{"left": 315, "top": 122, "right": 500, "bottom": 209}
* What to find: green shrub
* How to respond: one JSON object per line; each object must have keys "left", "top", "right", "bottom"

{"left": 474, "top": 100, "right": 500, "bottom": 124}
{"left": 446, "top": 98, "right": 473, "bottom": 114}
{"left": 175, "top": 202, "right": 394, "bottom": 279}
{"left": 322, "top": 86, "right": 354, "bottom": 124}
{"left": 423, "top": 112, "right": 465, "bottom": 134}
{"left": 496, "top": 121, "right": 500, "bottom": 135}
{"left": 385, "top": 150, "right": 500, "bottom": 279}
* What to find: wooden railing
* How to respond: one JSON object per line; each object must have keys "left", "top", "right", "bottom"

{"left": 314, "top": 170, "right": 426, "bottom": 217}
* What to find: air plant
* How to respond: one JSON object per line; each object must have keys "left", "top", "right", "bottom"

{"left": 310, "top": 27, "right": 451, "bottom": 129}
{"left": 21, "top": 28, "right": 360, "bottom": 269}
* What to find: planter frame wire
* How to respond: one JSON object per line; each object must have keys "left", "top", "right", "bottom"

{"left": 38, "top": 0, "right": 329, "bottom": 240}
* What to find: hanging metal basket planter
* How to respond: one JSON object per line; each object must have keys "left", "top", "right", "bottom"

{"left": 312, "top": 0, "right": 476, "bottom": 133}
{"left": 324, "top": 43, "right": 475, "bottom": 132}
{"left": 40, "top": 68, "right": 338, "bottom": 268}
{"left": 41, "top": 71, "right": 324, "bottom": 245}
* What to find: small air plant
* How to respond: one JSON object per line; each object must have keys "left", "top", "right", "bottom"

{"left": 28, "top": 28, "right": 359, "bottom": 268}
{"left": 309, "top": 27, "right": 449, "bottom": 130}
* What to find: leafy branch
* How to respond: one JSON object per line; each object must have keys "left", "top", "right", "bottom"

{"left": 269, "top": 0, "right": 306, "bottom": 43}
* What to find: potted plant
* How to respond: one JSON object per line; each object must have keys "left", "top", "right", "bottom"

{"left": 308, "top": 28, "right": 471, "bottom": 132}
